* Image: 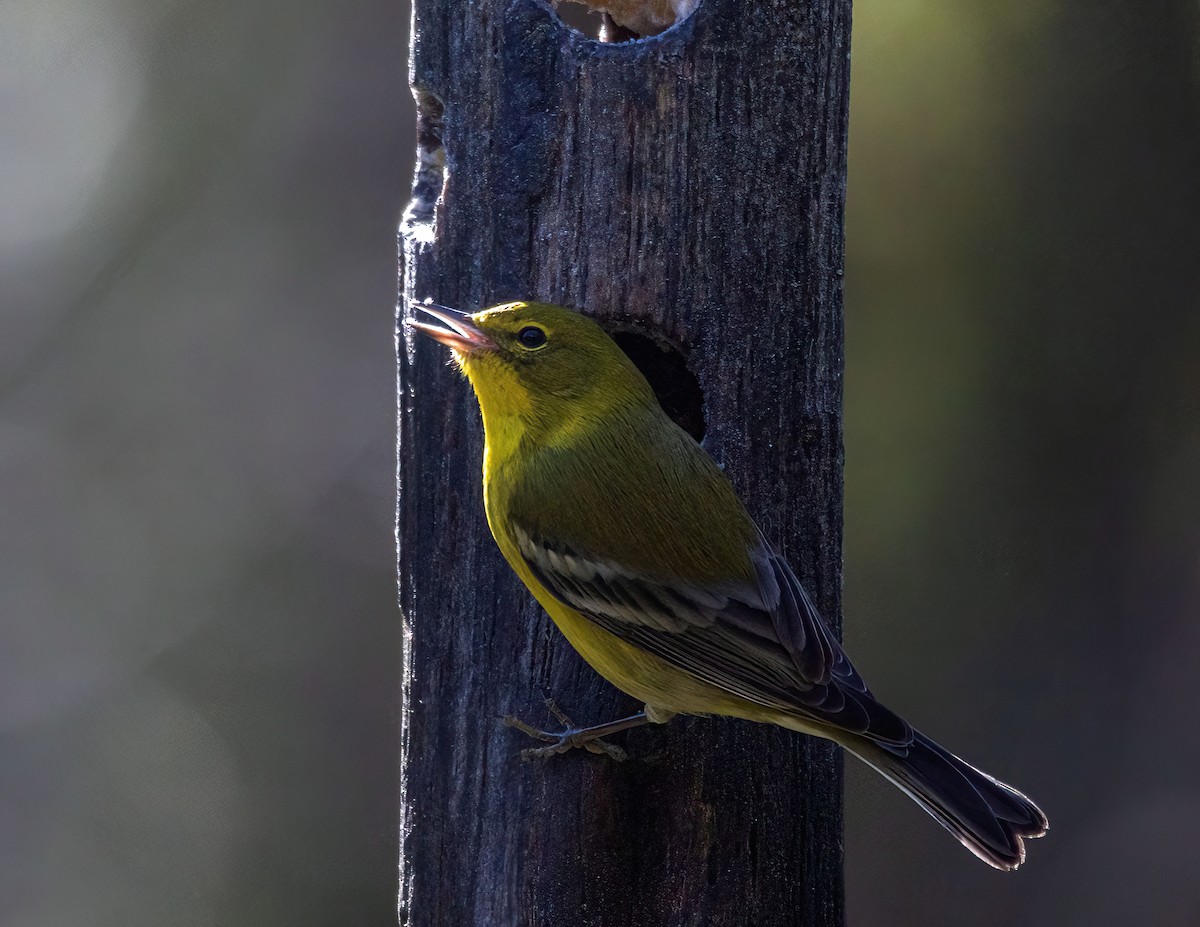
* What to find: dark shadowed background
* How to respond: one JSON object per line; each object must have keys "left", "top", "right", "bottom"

{"left": 2, "top": 1, "right": 1197, "bottom": 925}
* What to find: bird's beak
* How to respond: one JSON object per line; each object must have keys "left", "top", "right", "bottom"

{"left": 405, "top": 301, "right": 496, "bottom": 355}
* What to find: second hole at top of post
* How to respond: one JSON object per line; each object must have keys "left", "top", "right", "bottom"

{"left": 551, "top": 0, "right": 699, "bottom": 43}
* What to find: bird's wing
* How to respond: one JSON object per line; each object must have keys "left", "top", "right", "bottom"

{"left": 511, "top": 522, "right": 912, "bottom": 746}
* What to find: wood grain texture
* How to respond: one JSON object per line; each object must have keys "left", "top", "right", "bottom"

{"left": 398, "top": 1, "right": 850, "bottom": 924}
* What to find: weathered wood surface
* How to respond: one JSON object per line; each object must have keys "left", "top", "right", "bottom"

{"left": 397, "top": 1, "right": 851, "bottom": 924}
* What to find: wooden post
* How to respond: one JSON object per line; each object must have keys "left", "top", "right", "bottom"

{"left": 398, "top": 1, "right": 850, "bottom": 924}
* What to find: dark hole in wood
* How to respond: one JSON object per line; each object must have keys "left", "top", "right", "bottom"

{"left": 554, "top": 1, "right": 606, "bottom": 39}
{"left": 554, "top": 3, "right": 641, "bottom": 42}
{"left": 610, "top": 330, "right": 706, "bottom": 443}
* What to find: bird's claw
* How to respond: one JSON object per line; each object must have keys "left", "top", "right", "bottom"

{"left": 501, "top": 699, "right": 629, "bottom": 762}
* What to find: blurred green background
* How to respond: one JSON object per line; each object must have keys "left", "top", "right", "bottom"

{"left": 2, "top": 0, "right": 1197, "bottom": 924}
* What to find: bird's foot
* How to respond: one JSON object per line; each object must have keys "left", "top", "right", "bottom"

{"left": 502, "top": 698, "right": 631, "bottom": 762}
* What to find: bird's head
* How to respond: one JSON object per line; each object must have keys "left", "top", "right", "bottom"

{"left": 407, "top": 300, "right": 657, "bottom": 435}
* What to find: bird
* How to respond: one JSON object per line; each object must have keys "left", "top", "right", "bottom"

{"left": 406, "top": 299, "right": 1048, "bottom": 870}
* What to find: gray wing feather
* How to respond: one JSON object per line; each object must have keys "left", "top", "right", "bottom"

{"left": 513, "top": 523, "right": 912, "bottom": 746}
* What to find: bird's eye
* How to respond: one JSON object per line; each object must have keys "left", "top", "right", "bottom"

{"left": 517, "top": 326, "right": 547, "bottom": 350}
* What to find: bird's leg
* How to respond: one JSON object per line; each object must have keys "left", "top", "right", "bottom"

{"left": 502, "top": 698, "right": 651, "bottom": 762}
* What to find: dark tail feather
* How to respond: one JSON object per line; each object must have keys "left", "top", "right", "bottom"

{"left": 846, "top": 730, "right": 1049, "bottom": 870}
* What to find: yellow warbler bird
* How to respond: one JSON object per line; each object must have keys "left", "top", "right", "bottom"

{"left": 407, "top": 299, "right": 1048, "bottom": 870}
